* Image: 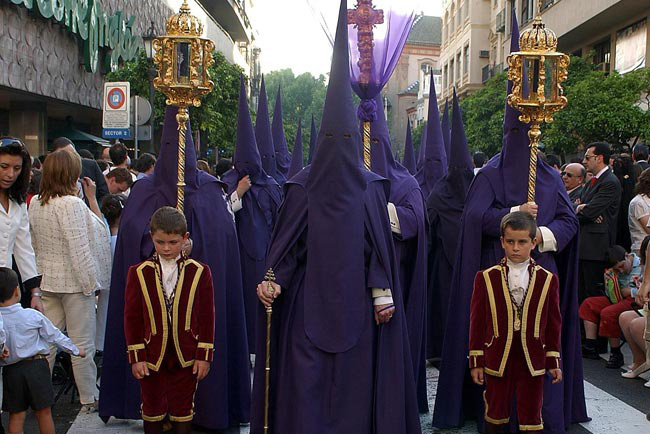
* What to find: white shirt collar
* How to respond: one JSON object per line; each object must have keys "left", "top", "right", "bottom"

{"left": 567, "top": 185, "right": 582, "bottom": 194}
{"left": 594, "top": 166, "right": 608, "bottom": 179}
{"left": 506, "top": 258, "right": 531, "bottom": 272}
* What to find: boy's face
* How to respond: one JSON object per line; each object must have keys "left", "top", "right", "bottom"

{"left": 150, "top": 230, "right": 189, "bottom": 261}
{"left": 501, "top": 227, "right": 537, "bottom": 264}
{"left": 612, "top": 255, "right": 631, "bottom": 274}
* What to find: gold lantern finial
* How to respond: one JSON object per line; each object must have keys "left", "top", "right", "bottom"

{"left": 152, "top": 0, "right": 215, "bottom": 212}
{"left": 507, "top": 1, "right": 570, "bottom": 203}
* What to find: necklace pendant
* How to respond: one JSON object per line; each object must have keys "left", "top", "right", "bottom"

{"left": 514, "top": 314, "right": 521, "bottom": 331}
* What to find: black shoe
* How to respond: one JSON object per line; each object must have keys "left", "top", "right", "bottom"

{"left": 606, "top": 352, "right": 624, "bottom": 369}
{"left": 582, "top": 346, "right": 600, "bottom": 360}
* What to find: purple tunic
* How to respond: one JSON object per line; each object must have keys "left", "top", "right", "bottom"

{"left": 99, "top": 106, "right": 251, "bottom": 429}
{"left": 432, "top": 16, "right": 588, "bottom": 433}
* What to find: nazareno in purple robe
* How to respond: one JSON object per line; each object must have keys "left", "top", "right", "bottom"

{"left": 99, "top": 106, "right": 251, "bottom": 429}
{"left": 249, "top": 2, "right": 421, "bottom": 433}
{"left": 272, "top": 85, "right": 291, "bottom": 181}
{"left": 402, "top": 122, "right": 416, "bottom": 175}
{"left": 370, "top": 96, "right": 428, "bottom": 414}
{"left": 257, "top": 76, "right": 287, "bottom": 187}
{"left": 415, "top": 71, "right": 447, "bottom": 199}
{"left": 432, "top": 15, "right": 588, "bottom": 433}
{"left": 426, "top": 89, "right": 474, "bottom": 361}
{"left": 222, "top": 76, "right": 283, "bottom": 352}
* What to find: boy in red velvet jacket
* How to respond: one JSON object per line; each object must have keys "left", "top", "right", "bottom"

{"left": 124, "top": 207, "right": 215, "bottom": 434}
{"left": 469, "top": 211, "right": 562, "bottom": 433}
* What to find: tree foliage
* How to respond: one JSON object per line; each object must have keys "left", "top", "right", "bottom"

{"left": 106, "top": 50, "right": 244, "bottom": 161}
{"left": 459, "top": 55, "right": 650, "bottom": 158}
{"left": 264, "top": 69, "right": 327, "bottom": 155}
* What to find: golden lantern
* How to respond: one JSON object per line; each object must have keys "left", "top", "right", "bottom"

{"left": 507, "top": 0, "right": 570, "bottom": 203}
{"left": 152, "top": 0, "right": 215, "bottom": 212}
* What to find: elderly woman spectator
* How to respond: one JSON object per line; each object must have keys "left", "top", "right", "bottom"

{"left": 629, "top": 169, "right": 650, "bottom": 256}
{"left": 28, "top": 150, "right": 111, "bottom": 412}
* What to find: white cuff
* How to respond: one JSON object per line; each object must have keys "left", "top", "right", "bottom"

{"left": 537, "top": 226, "right": 558, "bottom": 253}
{"left": 230, "top": 192, "right": 243, "bottom": 213}
{"left": 372, "top": 288, "right": 393, "bottom": 306}
{"left": 387, "top": 202, "right": 401, "bottom": 234}
{"left": 510, "top": 206, "right": 520, "bottom": 213}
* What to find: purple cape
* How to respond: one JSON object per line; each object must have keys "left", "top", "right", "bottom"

{"left": 222, "top": 76, "right": 283, "bottom": 351}
{"left": 426, "top": 89, "right": 474, "bottom": 361}
{"left": 403, "top": 122, "right": 416, "bottom": 175}
{"left": 272, "top": 85, "right": 291, "bottom": 180}
{"left": 99, "top": 106, "right": 251, "bottom": 428}
{"left": 307, "top": 114, "right": 317, "bottom": 163}
{"left": 415, "top": 71, "right": 447, "bottom": 198}
{"left": 432, "top": 15, "right": 587, "bottom": 432}
{"left": 250, "top": 2, "right": 421, "bottom": 432}
{"left": 370, "top": 97, "right": 428, "bottom": 413}
{"left": 256, "top": 76, "right": 286, "bottom": 186}
{"left": 288, "top": 119, "right": 304, "bottom": 178}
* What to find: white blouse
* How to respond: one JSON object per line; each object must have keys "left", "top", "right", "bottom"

{"left": 29, "top": 195, "right": 111, "bottom": 295}
{"left": 0, "top": 199, "right": 39, "bottom": 283}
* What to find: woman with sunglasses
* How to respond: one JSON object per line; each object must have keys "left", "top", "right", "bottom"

{"left": 0, "top": 137, "right": 43, "bottom": 309}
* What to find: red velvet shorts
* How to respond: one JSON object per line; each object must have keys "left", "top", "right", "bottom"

{"left": 139, "top": 359, "right": 197, "bottom": 422}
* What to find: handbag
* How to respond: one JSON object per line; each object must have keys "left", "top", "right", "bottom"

{"left": 603, "top": 268, "right": 624, "bottom": 304}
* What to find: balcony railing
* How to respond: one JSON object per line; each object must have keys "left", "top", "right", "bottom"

{"left": 496, "top": 9, "right": 505, "bottom": 33}
{"left": 482, "top": 65, "right": 494, "bottom": 84}
{"left": 541, "top": 0, "right": 558, "bottom": 11}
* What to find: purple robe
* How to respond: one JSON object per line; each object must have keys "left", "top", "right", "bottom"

{"left": 370, "top": 98, "right": 428, "bottom": 413}
{"left": 99, "top": 107, "right": 251, "bottom": 428}
{"left": 432, "top": 16, "right": 588, "bottom": 433}
{"left": 222, "top": 76, "right": 283, "bottom": 351}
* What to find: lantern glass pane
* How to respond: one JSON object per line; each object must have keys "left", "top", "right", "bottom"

{"left": 175, "top": 41, "right": 191, "bottom": 84}
{"left": 196, "top": 43, "right": 204, "bottom": 84}
{"left": 544, "top": 57, "right": 558, "bottom": 102}
{"left": 522, "top": 56, "right": 542, "bottom": 103}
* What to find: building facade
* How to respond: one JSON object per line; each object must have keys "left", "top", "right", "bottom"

{"left": 384, "top": 15, "right": 441, "bottom": 152}
{"left": 0, "top": 0, "right": 259, "bottom": 157}
{"left": 438, "top": 0, "right": 492, "bottom": 106}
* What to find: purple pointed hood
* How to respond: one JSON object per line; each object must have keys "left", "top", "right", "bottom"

{"left": 303, "top": 0, "right": 385, "bottom": 354}
{"left": 308, "top": 114, "right": 317, "bottom": 164}
{"left": 441, "top": 99, "right": 451, "bottom": 158}
{"left": 154, "top": 106, "right": 198, "bottom": 204}
{"left": 272, "top": 85, "right": 291, "bottom": 179}
{"left": 256, "top": 76, "right": 286, "bottom": 185}
{"left": 370, "top": 95, "right": 419, "bottom": 203}
{"left": 403, "top": 122, "right": 416, "bottom": 174}
{"left": 449, "top": 89, "right": 473, "bottom": 171}
{"left": 415, "top": 71, "right": 447, "bottom": 198}
{"left": 288, "top": 119, "right": 303, "bottom": 178}
{"left": 233, "top": 75, "right": 263, "bottom": 179}
{"left": 416, "top": 127, "right": 427, "bottom": 170}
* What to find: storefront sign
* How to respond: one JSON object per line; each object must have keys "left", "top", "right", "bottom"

{"left": 9, "top": 0, "right": 143, "bottom": 73}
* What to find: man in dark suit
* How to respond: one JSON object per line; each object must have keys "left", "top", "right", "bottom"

{"left": 632, "top": 143, "right": 650, "bottom": 181}
{"left": 577, "top": 142, "right": 621, "bottom": 302}
{"left": 51, "top": 137, "right": 109, "bottom": 204}
{"left": 562, "top": 162, "right": 586, "bottom": 206}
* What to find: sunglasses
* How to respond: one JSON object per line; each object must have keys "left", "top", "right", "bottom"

{"left": 0, "top": 137, "right": 25, "bottom": 148}
{"left": 561, "top": 171, "right": 575, "bottom": 178}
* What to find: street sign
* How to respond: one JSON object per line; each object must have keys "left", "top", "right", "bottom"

{"left": 130, "top": 96, "right": 152, "bottom": 126}
{"left": 129, "top": 125, "right": 152, "bottom": 141}
{"left": 102, "top": 128, "right": 132, "bottom": 139}
{"left": 103, "top": 82, "right": 130, "bottom": 129}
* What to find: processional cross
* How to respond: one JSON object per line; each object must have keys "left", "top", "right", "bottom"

{"left": 348, "top": 0, "right": 384, "bottom": 169}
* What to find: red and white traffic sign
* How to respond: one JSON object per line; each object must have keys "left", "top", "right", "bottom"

{"left": 103, "top": 82, "right": 130, "bottom": 129}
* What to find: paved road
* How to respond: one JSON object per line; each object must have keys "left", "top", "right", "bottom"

{"left": 4, "top": 349, "right": 649, "bottom": 433}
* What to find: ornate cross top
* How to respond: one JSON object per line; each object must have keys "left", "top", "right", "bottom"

{"left": 348, "top": 0, "right": 384, "bottom": 86}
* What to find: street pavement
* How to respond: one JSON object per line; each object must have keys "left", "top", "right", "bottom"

{"left": 4, "top": 347, "right": 649, "bottom": 433}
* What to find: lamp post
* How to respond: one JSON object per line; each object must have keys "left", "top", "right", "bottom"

{"left": 142, "top": 21, "right": 157, "bottom": 152}
{"left": 507, "top": 0, "right": 570, "bottom": 203}
{"left": 152, "top": 1, "right": 214, "bottom": 212}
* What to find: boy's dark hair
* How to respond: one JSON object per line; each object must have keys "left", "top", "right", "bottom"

{"left": 500, "top": 211, "right": 537, "bottom": 240}
{"left": 106, "top": 167, "right": 134, "bottom": 187}
{"left": 640, "top": 235, "right": 650, "bottom": 265}
{"left": 133, "top": 153, "right": 157, "bottom": 173}
{"left": 587, "top": 142, "right": 612, "bottom": 165}
{"left": 214, "top": 158, "right": 233, "bottom": 178}
{"left": 0, "top": 267, "right": 19, "bottom": 303}
{"left": 109, "top": 142, "right": 128, "bottom": 166}
{"left": 78, "top": 149, "right": 94, "bottom": 159}
{"left": 473, "top": 152, "right": 486, "bottom": 168}
{"left": 545, "top": 153, "right": 561, "bottom": 168}
{"left": 633, "top": 143, "right": 649, "bottom": 162}
{"left": 51, "top": 136, "right": 74, "bottom": 151}
{"left": 606, "top": 245, "right": 627, "bottom": 268}
{"left": 150, "top": 206, "right": 187, "bottom": 235}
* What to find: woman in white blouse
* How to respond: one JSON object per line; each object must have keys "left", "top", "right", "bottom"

{"left": 29, "top": 149, "right": 111, "bottom": 411}
{"left": 628, "top": 169, "right": 650, "bottom": 256}
{"left": 0, "top": 137, "right": 43, "bottom": 420}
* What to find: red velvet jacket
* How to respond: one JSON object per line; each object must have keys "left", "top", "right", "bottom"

{"left": 124, "top": 257, "right": 215, "bottom": 371}
{"left": 468, "top": 259, "right": 562, "bottom": 377}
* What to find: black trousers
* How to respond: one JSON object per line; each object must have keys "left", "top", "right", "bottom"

{"left": 578, "top": 259, "right": 607, "bottom": 304}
